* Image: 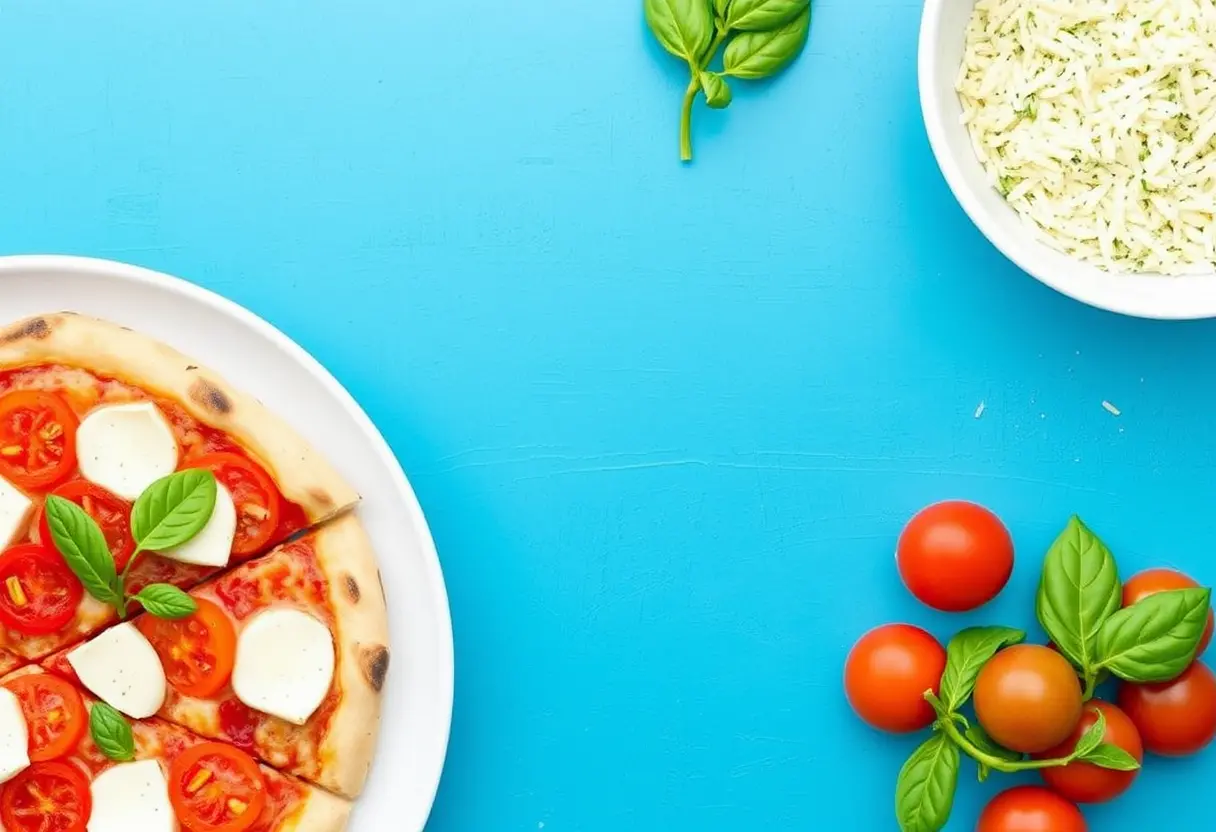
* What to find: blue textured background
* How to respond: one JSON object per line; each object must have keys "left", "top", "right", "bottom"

{"left": 3, "top": 1, "right": 1216, "bottom": 828}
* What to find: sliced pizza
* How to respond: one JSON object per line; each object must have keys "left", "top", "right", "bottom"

{"left": 0, "top": 312, "right": 360, "bottom": 661}
{"left": 43, "top": 514, "right": 389, "bottom": 799}
{"left": 0, "top": 666, "right": 350, "bottom": 832}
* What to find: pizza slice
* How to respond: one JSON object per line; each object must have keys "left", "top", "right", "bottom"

{"left": 0, "top": 312, "right": 360, "bottom": 661}
{"left": 43, "top": 515, "right": 389, "bottom": 800}
{"left": 0, "top": 667, "right": 350, "bottom": 831}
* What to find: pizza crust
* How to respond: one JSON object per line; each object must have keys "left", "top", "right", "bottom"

{"left": 276, "top": 773, "right": 353, "bottom": 832}
{"left": 311, "top": 514, "right": 391, "bottom": 799}
{"left": 0, "top": 313, "right": 359, "bottom": 522}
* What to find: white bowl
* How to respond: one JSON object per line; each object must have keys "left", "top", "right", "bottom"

{"left": 918, "top": 0, "right": 1216, "bottom": 319}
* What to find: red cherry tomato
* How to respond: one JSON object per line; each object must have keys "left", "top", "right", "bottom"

{"left": 844, "top": 624, "right": 945, "bottom": 733}
{"left": 896, "top": 501, "right": 1013, "bottom": 612}
{"left": 0, "top": 544, "right": 84, "bottom": 635}
{"left": 36, "top": 480, "right": 135, "bottom": 571}
{"left": 1123, "top": 568, "right": 1214, "bottom": 656}
{"left": 0, "top": 761, "right": 91, "bottom": 832}
{"left": 977, "top": 786, "right": 1087, "bottom": 832}
{"left": 1118, "top": 661, "right": 1216, "bottom": 756}
{"left": 974, "top": 645, "right": 1083, "bottom": 754}
{"left": 0, "top": 391, "right": 78, "bottom": 492}
{"left": 1036, "top": 700, "right": 1142, "bottom": 803}
{"left": 185, "top": 453, "right": 281, "bottom": 556}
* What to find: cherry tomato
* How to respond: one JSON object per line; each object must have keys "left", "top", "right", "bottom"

{"left": 0, "top": 391, "right": 78, "bottom": 492}
{"left": 975, "top": 644, "right": 1082, "bottom": 754}
{"left": 1118, "top": 661, "right": 1216, "bottom": 756}
{"left": 0, "top": 544, "right": 83, "bottom": 635}
{"left": 3, "top": 674, "right": 86, "bottom": 762}
{"left": 137, "top": 598, "right": 236, "bottom": 698}
{"left": 1123, "top": 568, "right": 1214, "bottom": 656}
{"left": 896, "top": 500, "right": 1013, "bottom": 612}
{"left": 0, "top": 760, "right": 91, "bottom": 832}
{"left": 977, "top": 786, "right": 1087, "bottom": 832}
{"left": 36, "top": 480, "right": 135, "bottom": 571}
{"left": 169, "top": 741, "right": 266, "bottom": 832}
{"left": 844, "top": 624, "right": 946, "bottom": 733}
{"left": 186, "top": 453, "right": 281, "bottom": 556}
{"left": 1036, "top": 700, "right": 1142, "bottom": 803}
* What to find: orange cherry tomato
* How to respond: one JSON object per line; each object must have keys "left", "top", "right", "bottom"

{"left": 1123, "top": 568, "right": 1214, "bottom": 656}
{"left": 185, "top": 453, "right": 281, "bottom": 556}
{"left": 0, "top": 760, "right": 91, "bottom": 832}
{"left": 977, "top": 786, "right": 1087, "bottom": 832}
{"left": 1036, "top": 700, "right": 1142, "bottom": 803}
{"left": 844, "top": 624, "right": 946, "bottom": 733}
{"left": 169, "top": 741, "right": 266, "bottom": 832}
{"left": 137, "top": 598, "right": 237, "bottom": 699}
{"left": 0, "top": 391, "right": 78, "bottom": 492}
{"left": 3, "top": 674, "right": 87, "bottom": 762}
{"left": 897, "top": 501, "right": 1013, "bottom": 612}
{"left": 36, "top": 480, "right": 135, "bottom": 571}
{"left": 975, "top": 645, "right": 1083, "bottom": 754}
{"left": 0, "top": 544, "right": 83, "bottom": 635}
{"left": 1118, "top": 661, "right": 1216, "bottom": 756}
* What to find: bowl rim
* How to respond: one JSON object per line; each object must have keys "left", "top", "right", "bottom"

{"left": 917, "top": 0, "right": 1216, "bottom": 320}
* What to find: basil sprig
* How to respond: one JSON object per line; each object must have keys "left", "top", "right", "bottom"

{"left": 1096, "top": 587, "right": 1212, "bottom": 682}
{"left": 90, "top": 701, "right": 135, "bottom": 762}
{"left": 45, "top": 469, "right": 214, "bottom": 621}
{"left": 644, "top": 0, "right": 812, "bottom": 161}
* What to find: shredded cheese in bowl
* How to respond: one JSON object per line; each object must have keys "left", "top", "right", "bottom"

{"left": 957, "top": 0, "right": 1216, "bottom": 275}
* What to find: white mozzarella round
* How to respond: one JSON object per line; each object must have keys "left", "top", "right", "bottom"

{"left": 162, "top": 483, "right": 236, "bottom": 567}
{"left": 77, "top": 402, "right": 179, "bottom": 500}
{"left": 233, "top": 608, "right": 335, "bottom": 726}
{"left": 0, "top": 687, "right": 29, "bottom": 785}
{"left": 0, "top": 476, "right": 32, "bottom": 547}
{"left": 87, "top": 759, "right": 175, "bottom": 832}
{"left": 67, "top": 622, "right": 166, "bottom": 719}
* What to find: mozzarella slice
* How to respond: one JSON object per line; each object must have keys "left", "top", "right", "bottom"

{"left": 88, "top": 759, "right": 175, "bottom": 832}
{"left": 0, "top": 688, "right": 29, "bottom": 785}
{"left": 68, "top": 622, "right": 166, "bottom": 719}
{"left": 77, "top": 402, "right": 179, "bottom": 500}
{"left": 161, "top": 484, "right": 236, "bottom": 567}
{"left": 0, "top": 477, "right": 31, "bottom": 546}
{"left": 233, "top": 608, "right": 335, "bottom": 725}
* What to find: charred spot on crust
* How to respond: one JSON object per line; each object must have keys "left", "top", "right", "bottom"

{"left": 361, "top": 645, "right": 390, "bottom": 692}
{"left": 1, "top": 317, "right": 50, "bottom": 343}
{"left": 344, "top": 574, "right": 361, "bottom": 603}
{"left": 185, "top": 364, "right": 198, "bottom": 371}
{"left": 376, "top": 569, "right": 386, "bottom": 603}
{"left": 189, "top": 379, "right": 232, "bottom": 414}
{"left": 307, "top": 489, "right": 335, "bottom": 509}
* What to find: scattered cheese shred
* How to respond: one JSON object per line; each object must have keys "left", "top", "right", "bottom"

{"left": 958, "top": 0, "right": 1216, "bottom": 274}
{"left": 1102, "top": 400, "right": 1122, "bottom": 416}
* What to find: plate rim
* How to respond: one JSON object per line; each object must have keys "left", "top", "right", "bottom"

{"left": 0, "top": 253, "right": 455, "bottom": 828}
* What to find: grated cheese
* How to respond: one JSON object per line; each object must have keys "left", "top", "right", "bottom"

{"left": 957, "top": 0, "right": 1216, "bottom": 274}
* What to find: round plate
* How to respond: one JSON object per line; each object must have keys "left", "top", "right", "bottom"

{"left": 0, "top": 254, "right": 453, "bottom": 830}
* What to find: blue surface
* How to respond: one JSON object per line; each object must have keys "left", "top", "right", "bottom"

{"left": 3, "top": 1, "right": 1216, "bottom": 828}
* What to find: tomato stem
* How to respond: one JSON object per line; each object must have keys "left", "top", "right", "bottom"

{"left": 1081, "top": 670, "right": 1099, "bottom": 702}
{"left": 938, "top": 718, "right": 1076, "bottom": 773}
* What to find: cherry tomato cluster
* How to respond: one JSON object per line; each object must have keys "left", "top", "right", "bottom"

{"left": 845, "top": 501, "right": 1216, "bottom": 831}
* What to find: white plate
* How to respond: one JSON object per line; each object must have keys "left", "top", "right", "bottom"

{"left": 0, "top": 255, "right": 454, "bottom": 831}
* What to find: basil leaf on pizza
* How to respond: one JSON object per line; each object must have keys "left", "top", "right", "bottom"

{"left": 131, "top": 469, "right": 218, "bottom": 554}
{"left": 133, "top": 583, "right": 198, "bottom": 619}
{"left": 90, "top": 701, "right": 136, "bottom": 762}
{"left": 44, "top": 495, "right": 124, "bottom": 608}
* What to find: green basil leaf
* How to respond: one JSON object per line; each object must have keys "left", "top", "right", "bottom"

{"left": 1072, "top": 710, "right": 1107, "bottom": 759}
{"left": 895, "top": 733, "right": 959, "bottom": 832}
{"left": 1036, "top": 516, "right": 1121, "bottom": 673}
{"left": 1096, "top": 587, "right": 1211, "bottom": 682}
{"left": 44, "top": 495, "right": 123, "bottom": 607}
{"left": 644, "top": 0, "right": 715, "bottom": 64}
{"left": 132, "top": 584, "right": 198, "bottom": 620}
{"left": 90, "top": 701, "right": 135, "bottom": 762}
{"left": 722, "top": 7, "right": 810, "bottom": 80}
{"left": 700, "top": 71, "right": 733, "bottom": 108}
{"left": 724, "top": 0, "right": 808, "bottom": 31}
{"left": 939, "top": 626, "right": 1026, "bottom": 713}
{"left": 1079, "top": 742, "right": 1141, "bottom": 772}
{"left": 964, "top": 723, "right": 1021, "bottom": 763}
{"left": 131, "top": 469, "right": 218, "bottom": 553}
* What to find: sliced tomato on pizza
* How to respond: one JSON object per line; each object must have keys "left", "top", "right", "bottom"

{"left": 42, "top": 515, "right": 388, "bottom": 800}
{"left": 0, "top": 313, "right": 360, "bottom": 661}
{"left": 0, "top": 667, "right": 351, "bottom": 832}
